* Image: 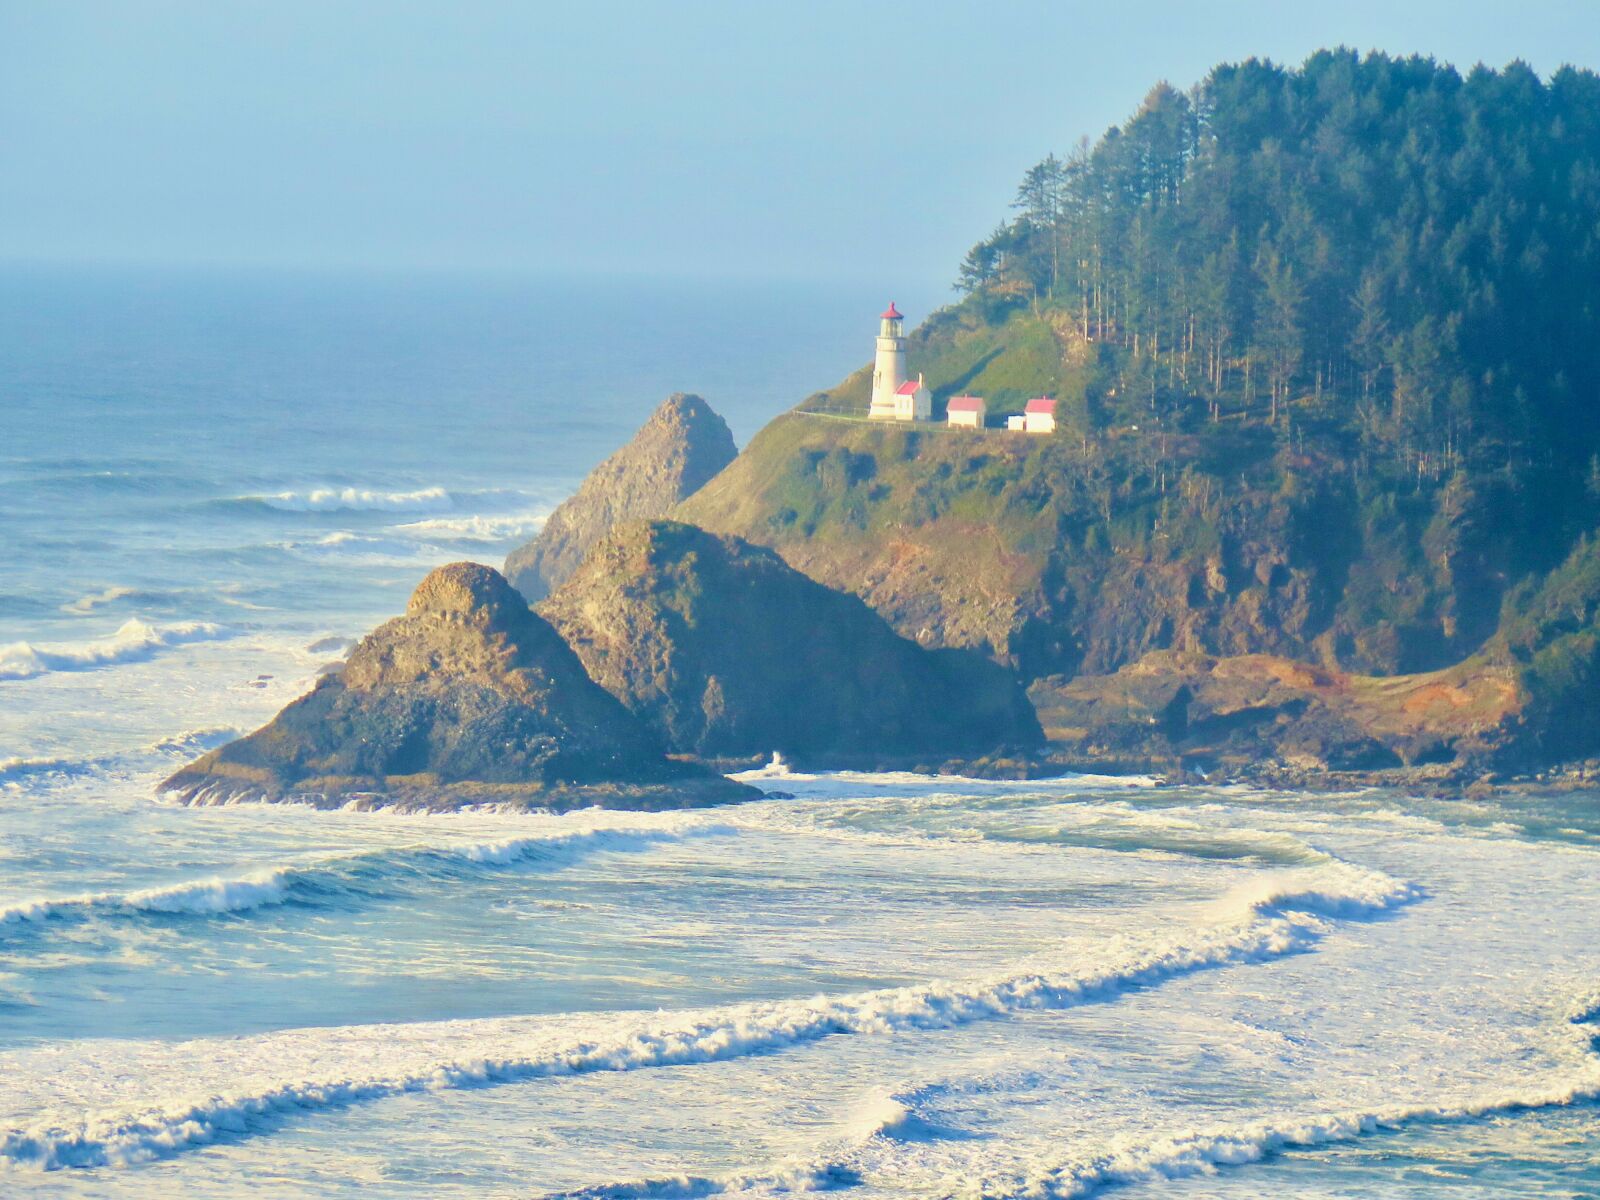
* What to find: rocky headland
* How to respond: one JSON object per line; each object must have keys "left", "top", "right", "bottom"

{"left": 161, "top": 562, "right": 757, "bottom": 810}
{"left": 174, "top": 56, "right": 1600, "bottom": 799}
{"left": 505, "top": 392, "right": 736, "bottom": 602}
{"left": 538, "top": 519, "right": 1042, "bottom": 767}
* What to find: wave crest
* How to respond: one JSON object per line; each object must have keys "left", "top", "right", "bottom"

{"left": 246, "top": 486, "right": 452, "bottom": 513}
{"left": 391, "top": 512, "right": 548, "bottom": 543}
{"left": 0, "top": 620, "right": 229, "bottom": 681}
{"left": 0, "top": 825, "right": 728, "bottom": 929}
{"left": 0, "top": 859, "right": 1419, "bottom": 1170}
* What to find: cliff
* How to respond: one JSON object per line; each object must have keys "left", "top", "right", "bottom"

{"left": 537, "top": 520, "right": 1042, "bottom": 764}
{"left": 160, "top": 563, "right": 757, "bottom": 810}
{"left": 505, "top": 393, "right": 737, "bottom": 602}
{"left": 677, "top": 406, "right": 1600, "bottom": 777}
{"left": 1029, "top": 650, "right": 1523, "bottom": 776}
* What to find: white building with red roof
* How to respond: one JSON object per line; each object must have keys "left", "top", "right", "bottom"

{"left": 946, "top": 395, "right": 986, "bottom": 429}
{"left": 878, "top": 374, "right": 931, "bottom": 421}
{"left": 1023, "top": 397, "right": 1057, "bottom": 434}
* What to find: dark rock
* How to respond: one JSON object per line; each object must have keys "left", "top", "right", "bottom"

{"left": 160, "top": 562, "right": 756, "bottom": 810}
{"left": 538, "top": 520, "right": 1043, "bottom": 761}
{"left": 506, "top": 393, "right": 737, "bottom": 602}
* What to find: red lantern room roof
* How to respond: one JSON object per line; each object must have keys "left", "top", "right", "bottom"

{"left": 881, "top": 302, "right": 902, "bottom": 320}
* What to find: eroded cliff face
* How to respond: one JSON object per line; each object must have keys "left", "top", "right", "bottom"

{"left": 505, "top": 393, "right": 737, "bottom": 602}
{"left": 537, "top": 520, "right": 1042, "bottom": 763}
{"left": 676, "top": 414, "right": 1539, "bottom": 683}
{"left": 161, "top": 562, "right": 755, "bottom": 809}
{"left": 1028, "top": 649, "right": 1524, "bottom": 775}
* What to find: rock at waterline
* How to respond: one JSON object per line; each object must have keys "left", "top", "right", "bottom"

{"left": 538, "top": 519, "right": 1044, "bottom": 762}
{"left": 159, "top": 562, "right": 757, "bottom": 810}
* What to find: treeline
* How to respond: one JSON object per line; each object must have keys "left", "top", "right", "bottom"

{"left": 961, "top": 51, "right": 1600, "bottom": 482}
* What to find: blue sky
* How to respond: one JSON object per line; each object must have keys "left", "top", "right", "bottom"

{"left": 3, "top": 0, "right": 1599, "bottom": 287}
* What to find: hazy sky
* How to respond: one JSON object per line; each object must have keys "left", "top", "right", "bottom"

{"left": 3, "top": 0, "right": 1599, "bottom": 286}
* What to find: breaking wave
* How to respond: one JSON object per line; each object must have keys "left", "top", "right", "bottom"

{"left": 0, "top": 756, "right": 84, "bottom": 784}
{"left": 278, "top": 530, "right": 440, "bottom": 566}
{"left": 958, "top": 1073, "right": 1600, "bottom": 1198}
{"left": 59, "top": 586, "right": 162, "bottom": 615}
{"left": 0, "top": 620, "right": 230, "bottom": 681}
{"left": 0, "top": 860, "right": 1418, "bottom": 1170}
{"left": 238, "top": 486, "right": 453, "bottom": 513}
{"left": 391, "top": 512, "right": 548, "bottom": 543}
{"left": 145, "top": 726, "right": 240, "bottom": 758}
{"left": 536, "top": 1164, "right": 858, "bottom": 1200}
{"left": 0, "top": 728, "right": 238, "bottom": 789}
{"left": 535, "top": 987, "right": 1600, "bottom": 1200}
{"left": 0, "top": 826, "right": 722, "bottom": 930}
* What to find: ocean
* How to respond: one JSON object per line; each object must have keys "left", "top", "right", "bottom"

{"left": 1, "top": 264, "right": 1598, "bottom": 1198}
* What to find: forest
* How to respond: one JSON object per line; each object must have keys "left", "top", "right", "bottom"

{"left": 959, "top": 51, "right": 1600, "bottom": 502}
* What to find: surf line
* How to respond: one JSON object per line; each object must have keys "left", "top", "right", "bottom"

{"left": 1, "top": 864, "right": 1420, "bottom": 1171}
{"left": 534, "top": 992, "right": 1600, "bottom": 1200}
{"left": 0, "top": 824, "right": 731, "bottom": 932}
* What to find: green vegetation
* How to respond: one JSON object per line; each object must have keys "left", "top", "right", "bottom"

{"left": 1495, "top": 534, "right": 1600, "bottom": 757}
{"left": 684, "top": 50, "right": 1600, "bottom": 769}
{"left": 962, "top": 53, "right": 1600, "bottom": 481}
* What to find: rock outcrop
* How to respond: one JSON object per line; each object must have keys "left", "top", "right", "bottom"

{"left": 506, "top": 393, "right": 737, "bottom": 602}
{"left": 160, "top": 562, "right": 757, "bottom": 810}
{"left": 538, "top": 520, "right": 1043, "bottom": 763}
{"left": 1028, "top": 649, "right": 1522, "bottom": 774}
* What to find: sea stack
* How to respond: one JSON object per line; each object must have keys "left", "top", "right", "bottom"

{"left": 539, "top": 520, "right": 1043, "bottom": 763}
{"left": 505, "top": 393, "right": 737, "bottom": 602}
{"left": 160, "top": 562, "right": 757, "bottom": 810}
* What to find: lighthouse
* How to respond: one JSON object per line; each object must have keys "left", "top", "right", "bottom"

{"left": 868, "top": 303, "right": 929, "bottom": 421}
{"left": 868, "top": 303, "right": 907, "bottom": 420}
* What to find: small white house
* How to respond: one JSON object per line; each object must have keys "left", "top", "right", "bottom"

{"left": 946, "top": 395, "right": 986, "bottom": 429}
{"left": 890, "top": 374, "right": 932, "bottom": 422}
{"left": 1006, "top": 415, "right": 1026, "bottom": 432}
{"left": 1023, "top": 397, "right": 1057, "bottom": 434}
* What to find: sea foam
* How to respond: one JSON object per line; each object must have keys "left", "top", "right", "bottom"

{"left": 0, "top": 859, "right": 1419, "bottom": 1170}
{"left": 529, "top": 989, "right": 1600, "bottom": 1200}
{"left": 0, "top": 755, "right": 90, "bottom": 787}
{"left": 958, "top": 1067, "right": 1600, "bottom": 1199}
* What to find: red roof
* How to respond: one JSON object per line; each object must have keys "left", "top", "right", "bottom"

{"left": 1024, "top": 397, "right": 1057, "bottom": 414}
{"left": 947, "top": 396, "right": 985, "bottom": 412}
{"left": 895, "top": 379, "right": 923, "bottom": 395}
{"left": 881, "top": 302, "right": 902, "bottom": 320}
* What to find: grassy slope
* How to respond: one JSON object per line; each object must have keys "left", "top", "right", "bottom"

{"left": 799, "top": 299, "right": 1093, "bottom": 422}
{"left": 680, "top": 410, "right": 1062, "bottom": 659}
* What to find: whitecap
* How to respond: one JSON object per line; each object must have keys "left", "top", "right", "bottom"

{"left": 246, "top": 486, "right": 453, "bottom": 513}
{"left": 0, "top": 824, "right": 731, "bottom": 929}
{"left": 0, "top": 756, "right": 83, "bottom": 784}
{"left": 391, "top": 512, "right": 549, "bottom": 543}
{"left": 0, "top": 620, "right": 230, "bottom": 681}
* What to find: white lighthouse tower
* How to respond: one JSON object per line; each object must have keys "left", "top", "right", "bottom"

{"left": 868, "top": 302, "right": 908, "bottom": 420}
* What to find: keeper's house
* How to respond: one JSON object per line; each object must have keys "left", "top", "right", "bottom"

{"left": 946, "top": 396, "right": 986, "bottom": 429}
{"left": 1023, "top": 397, "right": 1058, "bottom": 434}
